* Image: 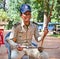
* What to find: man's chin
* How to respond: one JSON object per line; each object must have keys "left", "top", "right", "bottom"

{"left": 25, "top": 23, "right": 29, "bottom": 26}
{"left": 25, "top": 22, "right": 30, "bottom": 26}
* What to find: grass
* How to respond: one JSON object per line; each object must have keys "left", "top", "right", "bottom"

{"left": 50, "top": 33, "right": 60, "bottom": 38}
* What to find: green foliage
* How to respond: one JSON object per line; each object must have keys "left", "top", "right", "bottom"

{"left": 6, "top": 0, "right": 20, "bottom": 29}
{"left": 0, "top": 0, "right": 60, "bottom": 29}
{"left": 51, "top": 0, "right": 60, "bottom": 22}
{"left": 0, "top": 9, "right": 9, "bottom": 21}
{"left": 50, "top": 34, "right": 60, "bottom": 38}
{"left": 7, "top": 0, "right": 20, "bottom": 20}
{"left": 30, "top": 0, "right": 44, "bottom": 22}
{"left": 37, "top": 11, "right": 44, "bottom": 22}
{"left": 0, "top": 0, "right": 3, "bottom": 3}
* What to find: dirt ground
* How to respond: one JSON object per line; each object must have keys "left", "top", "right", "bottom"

{"left": 0, "top": 30, "right": 60, "bottom": 59}
{"left": 43, "top": 36, "right": 60, "bottom": 59}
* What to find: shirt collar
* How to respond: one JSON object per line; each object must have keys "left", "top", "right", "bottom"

{"left": 21, "top": 20, "right": 25, "bottom": 27}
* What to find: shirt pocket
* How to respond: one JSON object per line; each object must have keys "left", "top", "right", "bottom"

{"left": 17, "top": 31, "right": 23, "bottom": 38}
{"left": 18, "top": 30, "right": 27, "bottom": 40}
{"left": 31, "top": 29, "right": 34, "bottom": 35}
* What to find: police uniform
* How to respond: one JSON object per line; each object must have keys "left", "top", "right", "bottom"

{"left": 7, "top": 4, "right": 49, "bottom": 59}
{"left": 12, "top": 21, "right": 39, "bottom": 46}
{"left": 7, "top": 21, "right": 48, "bottom": 59}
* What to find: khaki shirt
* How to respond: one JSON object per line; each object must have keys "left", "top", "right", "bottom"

{"left": 12, "top": 21, "right": 40, "bottom": 46}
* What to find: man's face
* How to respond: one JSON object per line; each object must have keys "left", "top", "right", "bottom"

{"left": 21, "top": 11, "right": 31, "bottom": 26}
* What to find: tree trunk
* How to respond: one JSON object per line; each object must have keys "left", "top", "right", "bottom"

{"left": 43, "top": 12, "right": 48, "bottom": 30}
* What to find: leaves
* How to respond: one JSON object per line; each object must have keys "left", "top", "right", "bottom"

{"left": 0, "top": 9, "right": 9, "bottom": 21}
{"left": 0, "top": 0, "right": 60, "bottom": 29}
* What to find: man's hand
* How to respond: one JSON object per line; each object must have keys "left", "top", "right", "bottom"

{"left": 16, "top": 44, "right": 23, "bottom": 51}
{"left": 38, "top": 47, "right": 44, "bottom": 52}
{"left": 17, "top": 47, "right": 23, "bottom": 51}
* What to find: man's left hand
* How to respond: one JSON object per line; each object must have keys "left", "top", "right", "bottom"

{"left": 38, "top": 47, "right": 43, "bottom": 52}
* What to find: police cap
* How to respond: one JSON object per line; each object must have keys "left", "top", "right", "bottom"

{"left": 20, "top": 4, "right": 31, "bottom": 14}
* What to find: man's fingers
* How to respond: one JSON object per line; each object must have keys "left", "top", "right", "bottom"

{"left": 17, "top": 47, "right": 23, "bottom": 51}
{"left": 38, "top": 47, "right": 44, "bottom": 52}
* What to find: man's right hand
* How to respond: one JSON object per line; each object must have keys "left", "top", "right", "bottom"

{"left": 16, "top": 44, "right": 23, "bottom": 51}
{"left": 17, "top": 47, "right": 23, "bottom": 51}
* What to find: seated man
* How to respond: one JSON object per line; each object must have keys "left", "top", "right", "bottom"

{"left": 6, "top": 4, "right": 49, "bottom": 59}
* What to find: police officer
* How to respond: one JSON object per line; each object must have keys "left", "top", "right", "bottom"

{"left": 7, "top": 4, "right": 49, "bottom": 59}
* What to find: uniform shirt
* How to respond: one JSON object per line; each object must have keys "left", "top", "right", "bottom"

{"left": 12, "top": 21, "right": 40, "bottom": 46}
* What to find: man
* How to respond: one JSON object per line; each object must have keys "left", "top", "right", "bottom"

{"left": 7, "top": 4, "right": 48, "bottom": 59}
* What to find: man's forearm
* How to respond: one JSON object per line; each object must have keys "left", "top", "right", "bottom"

{"left": 7, "top": 39, "right": 18, "bottom": 48}
{"left": 40, "top": 28, "right": 48, "bottom": 46}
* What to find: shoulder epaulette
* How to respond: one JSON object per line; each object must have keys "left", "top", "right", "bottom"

{"left": 13, "top": 22, "right": 21, "bottom": 28}
{"left": 32, "top": 21, "right": 38, "bottom": 25}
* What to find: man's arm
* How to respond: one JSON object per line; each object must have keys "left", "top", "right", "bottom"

{"left": 6, "top": 32, "right": 18, "bottom": 48}
{"left": 40, "top": 12, "right": 49, "bottom": 47}
{"left": 40, "top": 28, "right": 48, "bottom": 47}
